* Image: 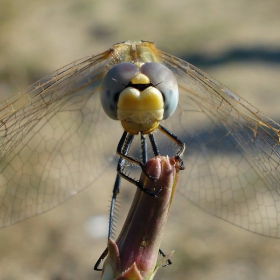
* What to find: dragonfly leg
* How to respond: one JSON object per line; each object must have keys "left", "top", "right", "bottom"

{"left": 159, "top": 248, "right": 172, "bottom": 267}
{"left": 141, "top": 133, "right": 148, "bottom": 163}
{"left": 148, "top": 133, "right": 160, "bottom": 156}
{"left": 94, "top": 173, "right": 122, "bottom": 271}
{"left": 94, "top": 247, "right": 108, "bottom": 271}
{"left": 158, "top": 124, "right": 185, "bottom": 170}
{"left": 116, "top": 131, "right": 161, "bottom": 196}
{"left": 111, "top": 132, "right": 162, "bottom": 239}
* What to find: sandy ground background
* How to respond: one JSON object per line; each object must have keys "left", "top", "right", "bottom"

{"left": 0, "top": 0, "right": 280, "bottom": 279}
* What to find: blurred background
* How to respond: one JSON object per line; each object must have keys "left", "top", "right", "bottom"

{"left": 0, "top": 0, "right": 280, "bottom": 279}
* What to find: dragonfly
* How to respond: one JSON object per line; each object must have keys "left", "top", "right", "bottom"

{"left": 0, "top": 40, "right": 280, "bottom": 241}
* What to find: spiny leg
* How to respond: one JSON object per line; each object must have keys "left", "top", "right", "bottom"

{"left": 148, "top": 133, "right": 160, "bottom": 156}
{"left": 108, "top": 173, "right": 121, "bottom": 240}
{"left": 158, "top": 124, "right": 185, "bottom": 170}
{"left": 94, "top": 132, "right": 135, "bottom": 271}
{"left": 108, "top": 132, "right": 134, "bottom": 239}
{"left": 141, "top": 134, "right": 147, "bottom": 164}
{"left": 116, "top": 132, "right": 161, "bottom": 196}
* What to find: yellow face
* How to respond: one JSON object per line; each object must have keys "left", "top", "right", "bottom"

{"left": 117, "top": 72, "right": 164, "bottom": 134}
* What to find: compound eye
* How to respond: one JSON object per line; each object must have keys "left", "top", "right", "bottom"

{"left": 140, "top": 62, "right": 178, "bottom": 119}
{"left": 101, "top": 63, "right": 139, "bottom": 120}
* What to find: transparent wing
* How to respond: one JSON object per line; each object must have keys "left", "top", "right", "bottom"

{"left": 0, "top": 49, "right": 123, "bottom": 227}
{"left": 2, "top": 41, "right": 280, "bottom": 238}
{"left": 157, "top": 51, "right": 280, "bottom": 237}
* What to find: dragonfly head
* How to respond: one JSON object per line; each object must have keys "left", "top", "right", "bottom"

{"left": 101, "top": 62, "right": 178, "bottom": 135}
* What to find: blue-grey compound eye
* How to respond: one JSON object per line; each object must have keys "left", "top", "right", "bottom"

{"left": 101, "top": 63, "right": 139, "bottom": 120}
{"left": 140, "top": 62, "right": 179, "bottom": 119}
